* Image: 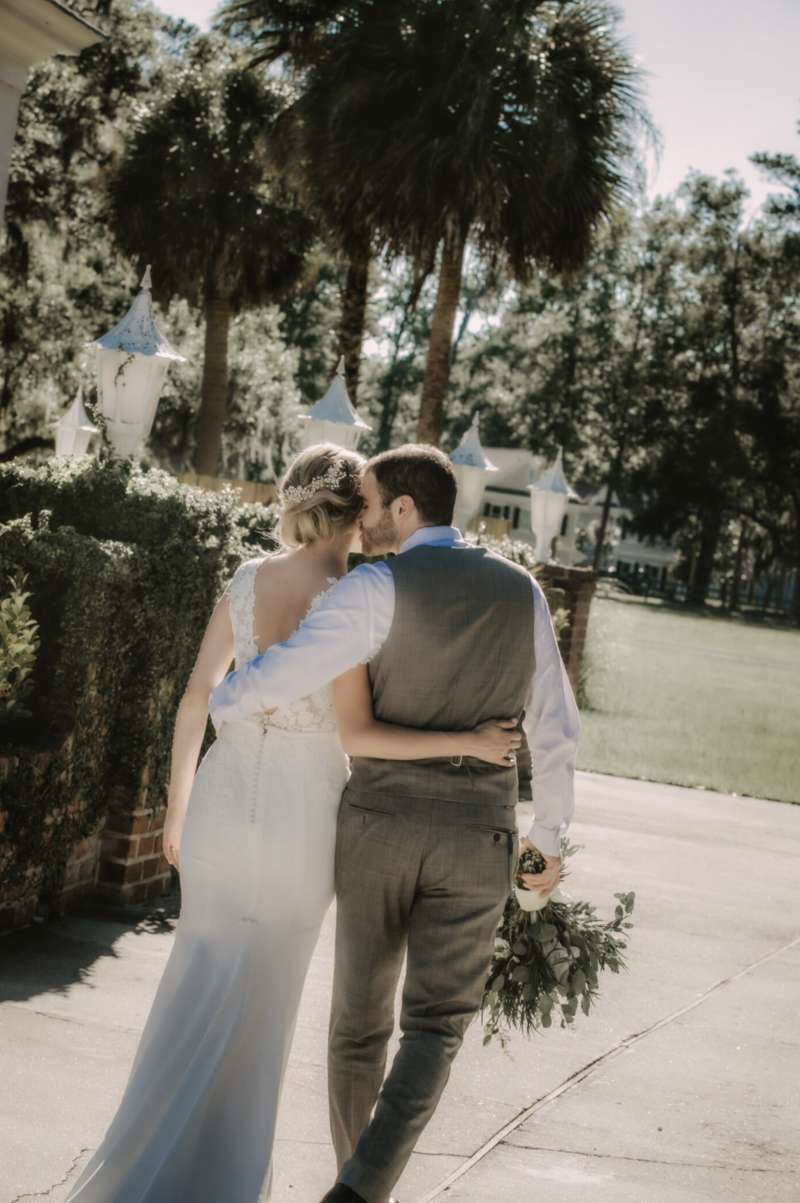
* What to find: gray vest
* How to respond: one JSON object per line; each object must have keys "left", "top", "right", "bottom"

{"left": 347, "top": 544, "right": 535, "bottom": 807}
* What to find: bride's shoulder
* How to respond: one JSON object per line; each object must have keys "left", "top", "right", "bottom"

{"left": 223, "top": 553, "right": 276, "bottom": 598}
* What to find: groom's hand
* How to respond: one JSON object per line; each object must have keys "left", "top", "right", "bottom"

{"left": 518, "top": 837, "right": 562, "bottom": 897}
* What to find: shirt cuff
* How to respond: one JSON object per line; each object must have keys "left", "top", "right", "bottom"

{"left": 526, "top": 819, "right": 566, "bottom": 859}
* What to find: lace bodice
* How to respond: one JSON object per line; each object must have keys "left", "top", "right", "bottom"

{"left": 224, "top": 558, "right": 339, "bottom": 734}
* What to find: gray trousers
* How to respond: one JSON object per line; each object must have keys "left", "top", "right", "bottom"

{"left": 328, "top": 788, "right": 518, "bottom": 1203}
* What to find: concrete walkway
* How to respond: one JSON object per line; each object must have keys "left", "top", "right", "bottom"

{"left": 1, "top": 772, "right": 798, "bottom": 1203}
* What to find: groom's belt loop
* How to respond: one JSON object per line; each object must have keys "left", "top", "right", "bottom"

{"left": 450, "top": 755, "right": 463, "bottom": 767}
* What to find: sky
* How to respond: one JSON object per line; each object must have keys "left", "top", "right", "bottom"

{"left": 156, "top": 0, "right": 800, "bottom": 212}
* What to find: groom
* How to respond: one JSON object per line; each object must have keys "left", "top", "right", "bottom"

{"left": 209, "top": 444, "right": 580, "bottom": 1203}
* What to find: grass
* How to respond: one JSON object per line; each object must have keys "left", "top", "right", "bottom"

{"left": 577, "top": 597, "right": 800, "bottom": 804}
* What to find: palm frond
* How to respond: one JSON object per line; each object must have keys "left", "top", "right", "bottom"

{"left": 259, "top": 0, "right": 646, "bottom": 281}
{"left": 107, "top": 55, "right": 314, "bottom": 312}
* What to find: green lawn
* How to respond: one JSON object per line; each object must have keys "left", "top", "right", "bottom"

{"left": 577, "top": 597, "right": 800, "bottom": 803}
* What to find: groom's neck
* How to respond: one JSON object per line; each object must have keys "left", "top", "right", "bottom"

{"left": 391, "top": 518, "right": 435, "bottom": 554}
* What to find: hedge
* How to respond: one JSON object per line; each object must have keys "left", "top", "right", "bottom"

{"left": 0, "top": 454, "right": 278, "bottom": 909}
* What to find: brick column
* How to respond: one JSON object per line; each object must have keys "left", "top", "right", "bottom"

{"left": 538, "top": 563, "right": 597, "bottom": 696}
{"left": 515, "top": 565, "right": 596, "bottom": 801}
{"left": 97, "top": 775, "right": 171, "bottom": 906}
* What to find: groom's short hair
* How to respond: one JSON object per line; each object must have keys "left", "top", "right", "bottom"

{"left": 368, "top": 444, "right": 458, "bottom": 526}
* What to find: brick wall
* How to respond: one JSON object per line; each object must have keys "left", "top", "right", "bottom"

{"left": 97, "top": 779, "right": 171, "bottom": 907}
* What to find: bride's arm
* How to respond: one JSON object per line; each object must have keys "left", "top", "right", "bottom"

{"left": 333, "top": 666, "right": 521, "bottom": 765}
{"left": 164, "top": 598, "right": 236, "bottom": 870}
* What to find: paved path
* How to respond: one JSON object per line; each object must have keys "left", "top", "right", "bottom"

{"left": 1, "top": 772, "right": 798, "bottom": 1203}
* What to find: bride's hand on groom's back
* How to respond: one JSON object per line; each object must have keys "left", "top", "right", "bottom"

{"left": 468, "top": 718, "right": 522, "bottom": 767}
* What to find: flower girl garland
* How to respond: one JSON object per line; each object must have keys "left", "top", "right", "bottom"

{"left": 481, "top": 842, "right": 635, "bottom": 1046}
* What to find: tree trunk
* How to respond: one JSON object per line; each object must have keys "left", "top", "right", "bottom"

{"left": 593, "top": 484, "right": 614, "bottom": 572}
{"left": 417, "top": 233, "right": 467, "bottom": 446}
{"left": 593, "top": 437, "right": 626, "bottom": 572}
{"left": 338, "top": 230, "right": 371, "bottom": 405}
{"left": 690, "top": 508, "right": 724, "bottom": 605}
{"left": 729, "top": 523, "right": 747, "bottom": 611}
{"left": 375, "top": 308, "right": 411, "bottom": 452}
{"left": 195, "top": 296, "right": 231, "bottom": 477}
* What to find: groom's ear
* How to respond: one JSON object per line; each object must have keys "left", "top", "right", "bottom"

{"left": 393, "top": 494, "right": 416, "bottom": 520}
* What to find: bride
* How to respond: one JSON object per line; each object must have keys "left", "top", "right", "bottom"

{"left": 63, "top": 443, "right": 521, "bottom": 1203}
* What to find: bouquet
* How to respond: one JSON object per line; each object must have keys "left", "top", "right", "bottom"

{"left": 481, "top": 841, "right": 635, "bottom": 1046}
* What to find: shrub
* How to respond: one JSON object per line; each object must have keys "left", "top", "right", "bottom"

{"left": 0, "top": 572, "right": 40, "bottom": 720}
{"left": 0, "top": 455, "right": 277, "bottom": 909}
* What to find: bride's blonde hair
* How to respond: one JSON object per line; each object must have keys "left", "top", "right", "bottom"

{"left": 278, "top": 443, "right": 366, "bottom": 549}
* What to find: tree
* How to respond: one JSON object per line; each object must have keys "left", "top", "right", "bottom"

{"left": 360, "top": 259, "right": 437, "bottom": 452}
{"left": 108, "top": 37, "right": 315, "bottom": 475}
{"left": 300, "top": 0, "right": 641, "bottom": 445}
{"left": 0, "top": 0, "right": 170, "bottom": 460}
{"left": 220, "top": 0, "right": 376, "bottom": 403}
{"left": 744, "top": 144, "right": 800, "bottom": 620}
{"left": 278, "top": 256, "right": 345, "bottom": 410}
{"left": 630, "top": 177, "right": 760, "bottom": 601}
{"left": 435, "top": 219, "right": 652, "bottom": 535}
{"left": 223, "top": 1, "right": 641, "bottom": 442}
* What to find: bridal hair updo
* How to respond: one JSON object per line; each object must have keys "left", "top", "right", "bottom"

{"left": 278, "top": 443, "right": 366, "bottom": 549}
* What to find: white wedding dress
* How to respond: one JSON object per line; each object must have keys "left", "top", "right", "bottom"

{"left": 64, "top": 559, "right": 349, "bottom": 1203}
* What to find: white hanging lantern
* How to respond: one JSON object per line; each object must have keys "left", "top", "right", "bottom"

{"left": 528, "top": 447, "right": 577, "bottom": 564}
{"left": 449, "top": 412, "right": 497, "bottom": 533}
{"left": 86, "top": 266, "right": 186, "bottom": 460}
{"left": 298, "top": 355, "right": 372, "bottom": 451}
{"left": 54, "top": 386, "right": 98, "bottom": 458}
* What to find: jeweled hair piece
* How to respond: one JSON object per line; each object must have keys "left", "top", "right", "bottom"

{"left": 279, "top": 462, "right": 346, "bottom": 508}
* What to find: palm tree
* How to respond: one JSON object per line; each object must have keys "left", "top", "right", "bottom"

{"left": 108, "top": 41, "right": 314, "bottom": 475}
{"left": 259, "top": 95, "right": 376, "bottom": 407}
{"left": 220, "top": 1, "right": 380, "bottom": 405}
{"left": 304, "top": 1, "right": 642, "bottom": 444}
{"left": 224, "top": 0, "right": 641, "bottom": 444}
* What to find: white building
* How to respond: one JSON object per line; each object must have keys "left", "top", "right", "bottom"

{"left": 476, "top": 448, "right": 678, "bottom": 583}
